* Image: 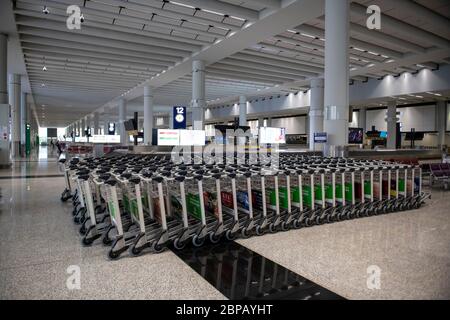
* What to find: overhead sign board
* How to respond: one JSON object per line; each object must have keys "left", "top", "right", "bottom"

{"left": 314, "top": 132, "right": 327, "bottom": 143}
{"left": 173, "top": 106, "right": 186, "bottom": 129}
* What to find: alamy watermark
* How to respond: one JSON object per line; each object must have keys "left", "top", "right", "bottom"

{"left": 366, "top": 265, "right": 381, "bottom": 290}
{"left": 66, "top": 5, "right": 83, "bottom": 30}
{"left": 366, "top": 5, "right": 381, "bottom": 30}
{"left": 66, "top": 265, "right": 81, "bottom": 290}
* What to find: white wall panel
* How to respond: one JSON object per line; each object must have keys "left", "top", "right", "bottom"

{"left": 271, "top": 116, "right": 306, "bottom": 135}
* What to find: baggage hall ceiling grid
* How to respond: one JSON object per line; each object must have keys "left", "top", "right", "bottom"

{"left": 10, "top": 0, "right": 450, "bottom": 126}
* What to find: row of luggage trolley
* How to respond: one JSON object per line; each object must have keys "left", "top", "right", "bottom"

{"left": 59, "top": 153, "right": 429, "bottom": 260}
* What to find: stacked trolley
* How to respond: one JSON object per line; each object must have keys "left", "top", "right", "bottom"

{"left": 59, "top": 153, "right": 429, "bottom": 260}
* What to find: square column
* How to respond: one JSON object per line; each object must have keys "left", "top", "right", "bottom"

{"left": 118, "top": 98, "right": 127, "bottom": 145}
{"left": 436, "top": 101, "right": 447, "bottom": 149}
{"left": 9, "top": 74, "right": 21, "bottom": 158}
{"left": 191, "top": 60, "right": 205, "bottom": 130}
{"left": 143, "top": 85, "right": 154, "bottom": 145}
{"left": 239, "top": 95, "right": 247, "bottom": 126}
{"left": 93, "top": 112, "right": 99, "bottom": 135}
{"left": 309, "top": 78, "right": 324, "bottom": 151}
{"left": 323, "top": 0, "right": 350, "bottom": 157}
{"left": 386, "top": 101, "right": 397, "bottom": 150}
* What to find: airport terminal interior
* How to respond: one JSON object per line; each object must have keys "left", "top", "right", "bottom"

{"left": 0, "top": 0, "right": 449, "bottom": 300}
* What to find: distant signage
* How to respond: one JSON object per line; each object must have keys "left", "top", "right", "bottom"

{"left": 157, "top": 129, "right": 206, "bottom": 146}
{"left": 91, "top": 135, "right": 120, "bottom": 144}
{"left": 107, "top": 123, "right": 115, "bottom": 135}
{"left": 259, "top": 127, "right": 286, "bottom": 144}
{"left": 173, "top": 106, "right": 186, "bottom": 129}
{"left": 157, "top": 129, "right": 180, "bottom": 146}
{"left": 314, "top": 132, "right": 327, "bottom": 143}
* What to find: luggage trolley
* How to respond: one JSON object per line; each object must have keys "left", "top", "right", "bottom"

{"left": 59, "top": 158, "right": 73, "bottom": 202}
{"left": 127, "top": 171, "right": 180, "bottom": 255}
{"left": 303, "top": 165, "right": 326, "bottom": 227}
{"left": 276, "top": 168, "right": 300, "bottom": 230}
{"left": 79, "top": 172, "right": 112, "bottom": 246}
{"left": 219, "top": 169, "right": 243, "bottom": 241}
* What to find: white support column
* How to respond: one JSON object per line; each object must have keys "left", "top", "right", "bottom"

{"left": 9, "top": 74, "right": 21, "bottom": 158}
{"left": 386, "top": 101, "right": 397, "bottom": 149}
{"left": 323, "top": 0, "right": 350, "bottom": 157}
{"left": 239, "top": 95, "right": 247, "bottom": 126}
{"left": 0, "top": 33, "right": 9, "bottom": 166}
{"left": 0, "top": 34, "right": 6, "bottom": 104}
{"left": 309, "top": 78, "right": 324, "bottom": 150}
{"left": 20, "top": 92, "right": 27, "bottom": 156}
{"left": 191, "top": 60, "right": 205, "bottom": 130}
{"left": 267, "top": 117, "right": 272, "bottom": 127}
{"left": 81, "top": 118, "right": 85, "bottom": 137}
{"left": 436, "top": 101, "right": 447, "bottom": 149}
{"left": 143, "top": 85, "right": 154, "bottom": 145}
{"left": 93, "top": 112, "right": 99, "bottom": 135}
{"left": 358, "top": 107, "right": 367, "bottom": 134}
{"left": 258, "top": 117, "right": 265, "bottom": 128}
{"left": 119, "top": 98, "right": 127, "bottom": 145}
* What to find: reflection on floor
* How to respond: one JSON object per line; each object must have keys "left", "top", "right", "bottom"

{"left": 174, "top": 241, "right": 343, "bottom": 300}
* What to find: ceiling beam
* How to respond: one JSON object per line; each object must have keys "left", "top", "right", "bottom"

{"left": 165, "top": 0, "right": 259, "bottom": 20}
{"left": 350, "top": 2, "right": 450, "bottom": 49}
{"left": 22, "top": 44, "right": 173, "bottom": 68}
{"left": 96, "top": 0, "right": 325, "bottom": 110}
{"left": 19, "top": 35, "right": 181, "bottom": 63}
{"left": 293, "top": 24, "right": 405, "bottom": 59}
{"left": 15, "top": 16, "right": 199, "bottom": 52}
{"left": 17, "top": 26, "right": 189, "bottom": 57}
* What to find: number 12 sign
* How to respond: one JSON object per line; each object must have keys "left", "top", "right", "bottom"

{"left": 173, "top": 106, "right": 186, "bottom": 129}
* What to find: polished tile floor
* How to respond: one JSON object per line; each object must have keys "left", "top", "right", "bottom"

{"left": 0, "top": 149, "right": 449, "bottom": 299}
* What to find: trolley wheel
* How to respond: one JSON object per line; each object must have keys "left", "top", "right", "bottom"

{"left": 130, "top": 244, "right": 144, "bottom": 257}
{"left": 192, "top": 234, "right": 205, "bottom": 247}
{"left": 293, "top": 220, "right": 302, "bottom": 229}
{"left": 102, "top": 229, "right": 113, "bottom": 246}
{"left": 241, "top": 228, "right": 252, "bottom": 238}
{"left": 173, "top": 238, "right": 187, "bottom": 250}
{"left": 82, "top": 236, "right": 94, "bottom": 247}
{"left": 152, "top": 242, "right": 165, "bottom": 253}
{"left": 79, "top": 225, "right": 87, "bottom": 235}
{"left": 281, "top": 221, "right": 289, "bottom": 231}
{"left": 209, "top": 233, "right": 222, "bottom": 244}
{"left": 225, "top": 230, "right": 236, "bottom": 241}
{"left": 304, "top": 218, "right": 312, "bottom": 227}
{"left": 315, "top": 216, "right": 322, "bottom": 225}
{"left": 255, "top": 225, "right": 265, "bottom": 235}
{"left": 268, "top": 223, "right": 277, "bottom": 233}
{"left": 108, "top": 249, "right": 120, "bottom": 260}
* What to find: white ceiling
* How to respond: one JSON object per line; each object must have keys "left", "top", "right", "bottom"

{"left": 2, "top": 0, "right": 450, "bottom": 127}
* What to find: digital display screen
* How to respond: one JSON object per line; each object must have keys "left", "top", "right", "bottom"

{"left": 259, "top": 127, "right": 286, "bottom": 144}
{"left": 157, "top": 129, "right": 180, "bottom": 146}
{"left": 379, "top": 131, "right": 388, "bottom": 138}
{"left": 108, "top": 123, "right": 115, "bottom": 135}
{"left": 47, "top": 128, "right": 57, "bottom": 137}
{"left": 91, "top": 135, "right": 120, "bottom": 144}
{"left": 348, "top": 128, "right": 364, "bottom": 144}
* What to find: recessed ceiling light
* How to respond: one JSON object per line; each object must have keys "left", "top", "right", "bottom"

{"left": 42, "top": 66, "right": 47, "bottom": 71}
{"left": 42, "top": 6, "right": 49, "bottom": 14}
{"left": 41, "top": 83, "right": 45, "bottom": 87}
